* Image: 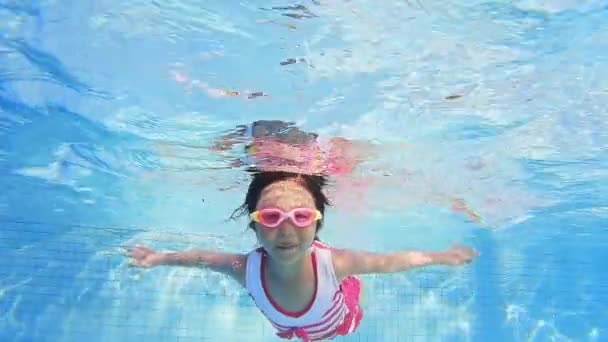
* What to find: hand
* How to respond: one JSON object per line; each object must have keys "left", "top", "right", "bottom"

{"left": 441, "top": 245, "right": 479, "bottom": 265}
{"left": 127, "top": 245, "right": 165, "bottom": 268}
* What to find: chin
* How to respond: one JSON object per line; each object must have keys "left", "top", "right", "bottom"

{"left": 271, "top": 245, "right": 306, "bottom": 262}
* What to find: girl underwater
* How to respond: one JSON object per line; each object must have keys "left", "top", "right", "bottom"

{"left": 128, "top": 171, "right": 478, "bottom": 341}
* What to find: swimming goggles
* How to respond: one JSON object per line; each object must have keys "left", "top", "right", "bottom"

{"left": 250, "top": 208, "right": 323, "bottom": 228}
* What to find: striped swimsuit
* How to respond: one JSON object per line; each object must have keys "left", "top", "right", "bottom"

{"left": 245, "top": 241, "right": 363, "bottom": 341}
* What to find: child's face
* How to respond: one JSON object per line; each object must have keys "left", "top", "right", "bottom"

{"left": 254, "top": 180, "right": 318, "bottom": 264}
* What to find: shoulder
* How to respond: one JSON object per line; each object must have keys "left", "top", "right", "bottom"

{"left": 221, "top": 253, "right": 250, "bottom": 288}
{"left": 329, "top": 248, "right": 352, "bottom": 282}
{"left": 234, "top": 247, "right": 266, "bottom": 279}
{"left": 328, "top": 246, "right": 379, "bottom": 280}
{"left": 312, "top": 241, "right": 351, "bottom": 282}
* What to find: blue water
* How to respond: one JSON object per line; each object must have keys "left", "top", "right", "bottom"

{"left": 1, "top": 1, "right": 607, "bottom": 341}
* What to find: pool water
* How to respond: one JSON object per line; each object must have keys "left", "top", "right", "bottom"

{"left": 1, "top": 1, "right": 607, "bottom": 341}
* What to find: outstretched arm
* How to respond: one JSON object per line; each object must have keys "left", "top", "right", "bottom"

{"left": 332, "top": 245, "right": 478, "bottom": 280}
{"left": 128, "top": 245, "right": 247, "bottom": 285}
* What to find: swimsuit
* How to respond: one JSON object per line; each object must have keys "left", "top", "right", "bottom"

{"left": 245, "top": 241, "right": 363, "bottom": 341}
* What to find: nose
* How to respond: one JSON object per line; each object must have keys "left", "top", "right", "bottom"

{"left": 276, "top": 221, "right": 297, "bottom": 238}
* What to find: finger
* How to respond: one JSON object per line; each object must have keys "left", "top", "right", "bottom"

{"left": 131, "top": 246, "right": 154, "bottom": 258}
{"left": 128, "top": 259, "right": 148, "bottom": 268}
{"left": 125, "top": 245, "right": 142, "bottom": 254}
{"left": 138, "top": 245, "right": 154, "bottom": 253}
{"left": 133, "top": 243, "right": 154, "bottom": 252}
{"left": 130, "top": 248, "right": 145, "bottom": 259}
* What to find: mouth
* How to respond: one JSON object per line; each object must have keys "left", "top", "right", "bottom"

{"left": 276, "top": 244, "right": 298, "bottom": 251}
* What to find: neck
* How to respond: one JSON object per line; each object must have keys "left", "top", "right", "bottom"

{"left": 266, "top": 251, "right": 311, "bottom": 283}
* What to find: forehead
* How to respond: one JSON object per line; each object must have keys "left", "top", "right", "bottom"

{"left": 257, "top": 180, "right": 315, "bottom": 210}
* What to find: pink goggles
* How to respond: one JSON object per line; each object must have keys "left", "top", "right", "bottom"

{"left": 250, "top": 207, "right": 323, "bottom": 228}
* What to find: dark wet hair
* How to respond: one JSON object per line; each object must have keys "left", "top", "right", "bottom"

{"left": 230, "top": 171, "right": 330, "bottom": 239}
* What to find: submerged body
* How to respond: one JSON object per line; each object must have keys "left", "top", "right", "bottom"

{"left": 246, "top": 241, "right": 362, "bottom": 341}
{"left": 128, "top": 172, "right": 478, "bottom": 341}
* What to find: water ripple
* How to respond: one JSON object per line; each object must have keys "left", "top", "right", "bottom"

{"left": 1, "top": 1, "right": 607, "bottom": 341}
{"left": 0, "top": 37, "right": 109, "bottom": 98}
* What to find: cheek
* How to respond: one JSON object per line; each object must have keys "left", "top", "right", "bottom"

{"left": 300, "top": 223, "right": 318, "bottom": 238}
{"left": 254, "top": 224, "right": 274, "bottom": 241}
